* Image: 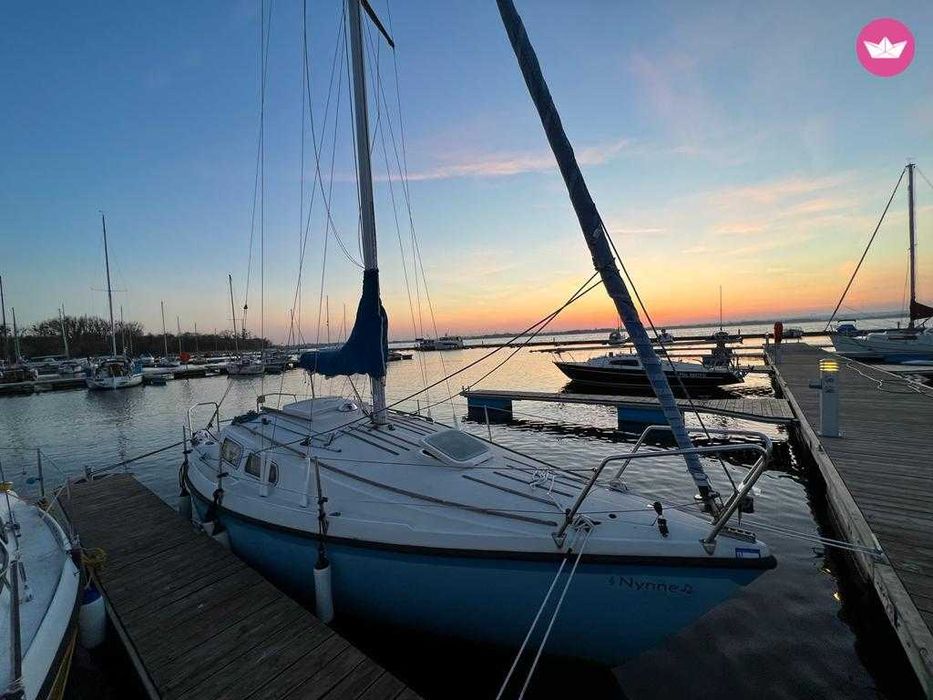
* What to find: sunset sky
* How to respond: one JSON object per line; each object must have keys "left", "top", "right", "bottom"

{"left": 2, "top": 0, "right": 932, "bottom": 342}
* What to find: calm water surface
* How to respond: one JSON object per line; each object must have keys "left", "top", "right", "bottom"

{"left": 0, "top": 327, "right": 922, "bottom": 699}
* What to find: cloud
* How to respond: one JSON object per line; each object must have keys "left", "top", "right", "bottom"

{"left": 400, "top": 137, "right": 631, "bottom": 182}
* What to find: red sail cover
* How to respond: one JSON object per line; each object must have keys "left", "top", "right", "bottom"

{"left": 911, "top": 299, "right": 933, "bottom": 321}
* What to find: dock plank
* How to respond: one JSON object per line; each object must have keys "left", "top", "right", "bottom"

{"left": 461, "top": 388, "right": 795, "bottom": 424}
{"left": 60, "top": 475, "right": 419, "bottom": 700}
{"left": 769, "top": 344, "right": 933, "bottom": 695}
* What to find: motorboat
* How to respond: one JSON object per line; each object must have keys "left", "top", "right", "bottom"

{"left": 555, "top": 351, "right": 744, "bottom": 390}
{"left": 137, "top": 353, "right": 156, "bottom": 367}
{"left": 417, "top": 335, "right": 464, "bottom": 351}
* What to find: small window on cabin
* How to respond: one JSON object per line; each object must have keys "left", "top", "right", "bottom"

{"left": 268, "top": 462, "right": 279, "bottom": 485}
{"left": 610, "top": 359, "right": 639, "bottom": 367}
{"left": 220, "top": 439, "right": 243, "bottom": 467}
{"left": 245, "top": 453, "right": 262, "bottom": 479}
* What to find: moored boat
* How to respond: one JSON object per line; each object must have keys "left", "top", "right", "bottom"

{"left": 182, "top": 0, "right": 774, "bottom": 670}
{"left": 0, "top": 489, "right": 81, "bottom": 699}
{"left": 555, "top": 352, "right": 744, "bottom": 390}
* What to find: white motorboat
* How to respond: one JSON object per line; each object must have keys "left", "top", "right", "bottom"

{"left": 182, "top": 0, "right": 774, "bottom": 670}
{"left": 0, "top": 489, "right": 81, "bottom": 699}
{"left": 225, "top": 357, "right": 264, "bottom": 376}
{"left": 607, "top": 328, "right": 626, "bottom": 345}
{"left": 417, "top": 335, "right": 464, "bottom": 351}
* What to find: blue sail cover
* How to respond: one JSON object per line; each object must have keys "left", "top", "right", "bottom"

{"left": 496, "top": 0, "right": 712, "bottom": 500}
{"left": 298, "top": 269, "right": 388, "bottom": 378}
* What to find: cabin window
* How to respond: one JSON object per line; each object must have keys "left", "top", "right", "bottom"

{"left": 220, "top": 439, "right": 243, "bottom": 468}
{"left": 268, "top": 462, "right": 279, "bottom": 485}
{"left": 245, "top": 453, "right": 262, "bottom": 478}
{"left": 610, "top": 359, "right": 639, "bottom": 367}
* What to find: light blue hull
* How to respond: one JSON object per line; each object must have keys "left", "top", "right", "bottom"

{"left": 193, "top": 495, "right": 768, "bottom": 665}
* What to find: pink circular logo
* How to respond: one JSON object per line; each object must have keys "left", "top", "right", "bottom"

{"left": 856, "top": 18, "right": 915, "bottom": 77}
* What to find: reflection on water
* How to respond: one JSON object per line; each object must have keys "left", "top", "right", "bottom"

{"left": 0, "top": 331, "right": 923, "bottom": 699}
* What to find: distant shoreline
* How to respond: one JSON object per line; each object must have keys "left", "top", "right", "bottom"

{"left": 384, "top": 310, "right": 905, "bottom": 344}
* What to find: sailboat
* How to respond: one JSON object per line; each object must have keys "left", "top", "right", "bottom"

{"left": 0, "top": 488, "right": 82, "bottom": 699}
{"left": 224, "top": 275, "right": 263, "bottom": 377}
{"left": 832, "top": 163, "right": 933, "bottom": 362}
{"left": 183, "top": 0, "right": 773, "bottom": 666}
{"left": 85, "top": 214, "right": 143, "bottom": 390}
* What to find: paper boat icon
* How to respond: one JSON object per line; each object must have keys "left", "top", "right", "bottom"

{"left": 863, "top": 36, "right": 908, "bottom": 59}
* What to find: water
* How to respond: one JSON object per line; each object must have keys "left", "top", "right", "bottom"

{"left": 0, "top": 328, "right": 923, "bottom": 699}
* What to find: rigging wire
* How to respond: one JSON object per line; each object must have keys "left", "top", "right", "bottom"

{"left": 824, "top": 167, "right": 907, "bottom": 331}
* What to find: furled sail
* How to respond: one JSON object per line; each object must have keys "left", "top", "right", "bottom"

{"left": 495, "top": 0, "right": 714, "bottom": 504}
{"left": 298, "top": 269, "right": 388, "bottom": 378}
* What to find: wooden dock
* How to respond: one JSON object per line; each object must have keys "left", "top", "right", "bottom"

{"left": 61, "top": 475, "right": 419, "bottom": 700}
{"left": 461, "top": 388, "right": 795, "bottom": 425}
{"left": 769, "top": 344, "right": 933, "bottom": 695}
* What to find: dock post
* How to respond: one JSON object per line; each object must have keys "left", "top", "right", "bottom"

{"left": 817, "top": 358, "right": 840, "bottom": 437}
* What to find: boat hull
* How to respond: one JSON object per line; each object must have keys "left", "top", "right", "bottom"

{"left": 84, "top": 374, "right": 143, "bottom": 390}
{"left": 191, "top": 491, "right": 768, "bottom": 665}
{"left": 831, "top": 333, "right": 933, "bottom": 362}
{"left": 554, "top": 362, "right": 742, "bottom": 390}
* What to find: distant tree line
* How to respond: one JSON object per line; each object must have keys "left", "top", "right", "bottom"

{"left": 1, "top": 314, "right": 268, "bottom": 360}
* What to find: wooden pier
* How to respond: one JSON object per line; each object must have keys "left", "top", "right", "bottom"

{"left": 769, "top": 344, "right": 933, "bottom": 695}
{"left": 461, "top": 388, "right": 795, "bottom": 426}
{"left": 61, "top": 475, "right": 419, "bottom": 700}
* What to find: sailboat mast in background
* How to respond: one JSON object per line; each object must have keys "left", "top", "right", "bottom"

{"left": 100, "top": 213, "right": 117, "bottom": 357}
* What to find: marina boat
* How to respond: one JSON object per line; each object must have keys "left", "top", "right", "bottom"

{"left": 555, "top": 351, "right": 745, "bottom": 390}
{"left": 0, "top": 365, "right": 39, "bottom": 384}
{"left": 834, "top": 321, "right": 861, "bottom": 337}
{"left": 225, "top": 356, "right": 264, "bottom": 376}
{"left": 656, "top": 329, "right": 675, "bottom": 344}
{"left": 417, "top": 335, "right": 464, "bottom": 351}
{"left": 0, "top": 489, "right": 82, "bottom": 699}
{"left": 85, "top": 214, "right": 143, "bottom": 391}
{"left": 183, "top": 0, "right": 773, "bottom": 669}
{"left": 86, "top": 356, "right": 143, "bottom": 390}
{"left": 137, "top": 353, "right": 156, "bottom": 367}
{"left": 607, "top": 328, "right": 626, "bottom": 345}
{"left": 783, "top": 327, "right": 804, "bottom": 339}
{"left": 387, "top": 350, "right": 412, "bottom": 361}
{"left": 57, "top": 359, "right": 89, "bottom": 377}
{"left": 832, "top": 164, "right": 933, "bottom": 362}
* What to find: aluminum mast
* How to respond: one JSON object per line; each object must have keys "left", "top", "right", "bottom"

{"left": 495, "top": 0, "right": 714, "bottom": 507}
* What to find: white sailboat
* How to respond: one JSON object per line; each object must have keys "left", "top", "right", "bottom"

{"left": 223, "top": 275, "right": 263, "bottom": 377}
{"left": 182, "top": 0, "right": 774, "bottom": 667}
{"left": 0, "top": 487, "right": 81, "bottom": 699}
{"left": 85, "top": 214, "right": 143, "bottom": 390}
{"left": 832, "top": 163, "right": 933, "bottom": 362}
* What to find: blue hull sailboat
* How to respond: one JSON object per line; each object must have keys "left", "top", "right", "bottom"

{"left": 184, "top": 0, "right": 774, "bottom": 668}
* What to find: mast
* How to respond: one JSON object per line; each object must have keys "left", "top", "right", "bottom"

{"left": 177, "top": 316, "right": 183, "bottom": 356}
{"left": 495, "top": 0, "right": 713, "bottom": 506}
{"left": 11, "top": 307, "right": 20, "bottom": 360}
{"left": 908, "top": 162, "right": 917, "bottom": 328}
{"left": 347, "top": 0, "right": 387, "bottom": 424}
{"left": 228, "top": 275, "right": 240, "bottom": 354}
{"left": 119, "top": 305, "right": 126, "bottom": 355}
{"left": 0, "top": 275, "right": 9, "bottom": 363}
{"left": 194, "top": 322, "right": 199, "bottom": 353}
{"left": 719, "top": 286, "right": 723, "bottom": 330}
{"left": 160, "top": 301, "right": 168, "bottom": 358}
{"left": 101, "top": 213, "right": 117, "bottom": 357}
{"left": 59, "top": 306, "right": 69, "bottom": 359}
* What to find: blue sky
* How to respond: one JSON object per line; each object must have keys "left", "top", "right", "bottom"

{"left": 2, "top": 0, "right": 932, "bottom": 341}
